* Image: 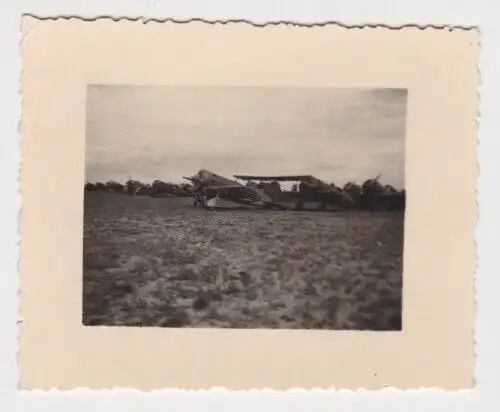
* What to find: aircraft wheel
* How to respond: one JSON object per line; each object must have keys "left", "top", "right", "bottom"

{"left": 194, "top": 196, "right": 207, "bottom": 209}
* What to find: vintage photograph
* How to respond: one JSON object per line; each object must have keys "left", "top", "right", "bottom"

{"left": 19, "top": 18, "right": 477, "bottom": 389}
{"left": 83, "top": 85, "right": 407, "bottom": 331}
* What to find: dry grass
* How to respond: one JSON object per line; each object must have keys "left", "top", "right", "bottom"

{"left": 83, "top": 192, "right": 404, "bottom": 330}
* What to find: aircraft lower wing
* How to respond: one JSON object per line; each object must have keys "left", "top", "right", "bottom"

{"left": 202, "top": 185, "right": 268, "bottom": 202}
{"left": 234, "top": 174, "right": 313, "bottom": 182}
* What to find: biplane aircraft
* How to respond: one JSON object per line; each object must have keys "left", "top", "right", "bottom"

{"left": 234, "top": 174, "right": 356, "bottom": 210}
{"left": 182, "top": 169, "right": 288, "bottom": 210}
{"left": 183, "top": 169, "right": 355, "bottom": 211}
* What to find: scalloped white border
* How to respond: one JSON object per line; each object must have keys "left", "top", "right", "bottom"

{"left": 2, "top": 0, "right": 499, "bottom": 411}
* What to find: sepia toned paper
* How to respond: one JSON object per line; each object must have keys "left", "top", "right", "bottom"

{"left": 19, "top": 17, "right": 478, "bottom": 390}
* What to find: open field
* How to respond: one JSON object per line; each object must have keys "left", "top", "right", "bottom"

{"left": 83, "top": 192, "right": 404, "bottom": 330}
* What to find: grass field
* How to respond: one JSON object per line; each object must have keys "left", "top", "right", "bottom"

{"left": 83, "top": 192, "right": 404, "bottom": 330}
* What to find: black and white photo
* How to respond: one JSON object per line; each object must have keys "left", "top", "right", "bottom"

{"left": 83, "top": 85, "right": 407, "bottom": 331}
{"left": 19, "top": 18, "right": 479, "bottom": 391}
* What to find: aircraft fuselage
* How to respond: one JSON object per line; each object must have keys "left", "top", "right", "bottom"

{"left": 184, "top": 169, "right": 242, "bottom": 191}
{"left": 183, "top": 169, "right": 279, "bottom": 209}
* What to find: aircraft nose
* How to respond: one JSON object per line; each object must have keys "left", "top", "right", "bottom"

{"left": 184, "top": 170, "right": 208, "bottom": 190}
{"left": 187, "top": 173, "right": 205, "bottom": 190}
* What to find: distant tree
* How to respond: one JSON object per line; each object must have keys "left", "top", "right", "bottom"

{"left": 179, "top": 183, "right": 192, "bottom": 196}
{"left": 125, "top": 179, "right": 143, "bottom": 195}
{"left": 94, "top": 182, "right": 106, "bottom": 191}
{"left": 105, "top": 180, "right": 125, "bottom": 193}
{"left": 384, "top": 184, "right": 397, "bottom": 194}
{"left": 84, "top": 183, "right": 95, "bottom": 191}
{"left": 343, "top": 182, "right": 362, "bottom": 204}
{"left": 151, "top": 180, "right": 173, "bottom": 197}
{"left": 360, "top": 176, "right": 405, "bottom": 211}
{"left": 362, "top": 177, "right": 385, "bottom": 197}
{"left": 136, "top": 183, "right": 152, "bottom": 196}
{"left": 170, "top": 184, "right": 180, "bottom": 196}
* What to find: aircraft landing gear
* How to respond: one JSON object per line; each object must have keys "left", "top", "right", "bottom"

{"left": 193, "top": 193, "right": 207, "bottom": 209}
{"left": 194, "top": 200, "right": 205, "bottom": 208}
{"left": 294, "top": 199, "right": 304, "bottom": 210}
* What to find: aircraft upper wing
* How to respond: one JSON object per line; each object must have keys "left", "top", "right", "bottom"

{"left": 233, "top": 174, "right": 313, "bottom": 182}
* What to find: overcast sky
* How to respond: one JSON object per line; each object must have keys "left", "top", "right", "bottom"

{"left": 85, "top": 85, "right": 407, "bottom": 189}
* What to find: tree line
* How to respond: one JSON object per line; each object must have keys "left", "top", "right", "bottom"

{"left": 85, "top": 177, "right": 405, "bottom": 211}
{"left": 84, "top": 179, "right": 193, "bottom": 197}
